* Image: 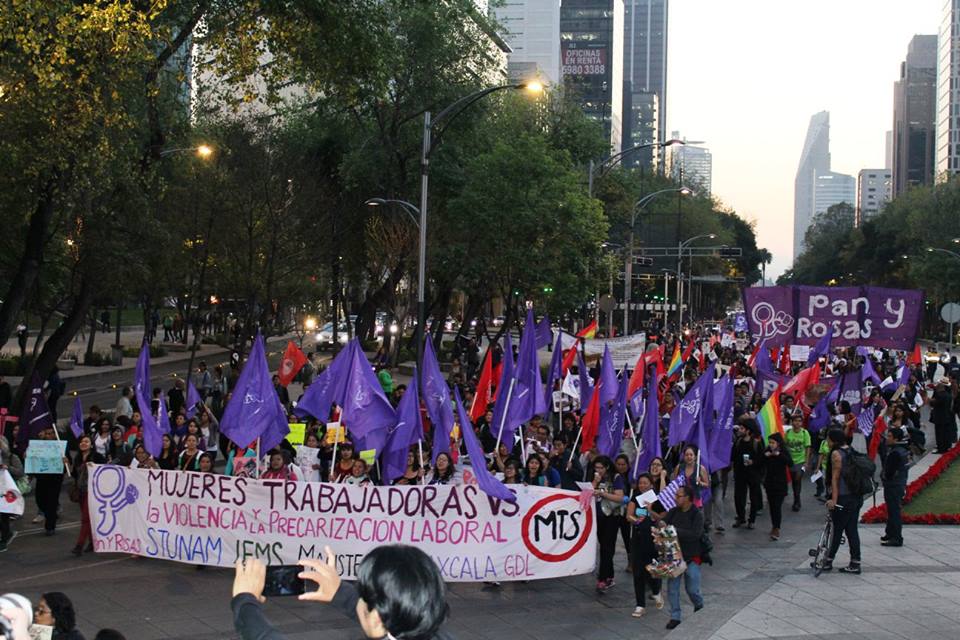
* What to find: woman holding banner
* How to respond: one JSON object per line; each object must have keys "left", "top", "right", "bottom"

{"left": 71, "top": 435, "right": 105, "bottom": 556}
{"left": 425, "top": 453, "right": 460, "bottom": 486}
{"left": 592, "top": 455, "right": 625, "bottom": 593}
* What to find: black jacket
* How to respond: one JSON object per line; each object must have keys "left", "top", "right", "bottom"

{"left": 761, "top": 447, "right": 792, "bottom": 495}
{"left": 664, "top": 506, "right": 704, "bottom": 561}
{"left": 232, "top": 582, "right": 456, "bottom": 640}
{"left": 930, "top": 387, "right": 955, "bottom": 425}
{"left": 882, "top": 444, "right": 910, "bottom": 486}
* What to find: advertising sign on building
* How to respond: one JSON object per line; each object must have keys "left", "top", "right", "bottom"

{"left": 561, "top": 44, "right": 607, "bottom": 76}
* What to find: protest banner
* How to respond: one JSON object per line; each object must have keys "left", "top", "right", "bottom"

{"left": 559, "top": 332, "right": 646, "bottom": 366}
{"left": 89, "top": 465, "right": 596, "bottom": 582}
{"left": 742, "top": 286, "right": 923, "bottom": 349}
{"left": 285, "top": 423, "right": 306, "bottom": 446}
{"left": 24, "top": 440, "right": 67, "bottom": 474}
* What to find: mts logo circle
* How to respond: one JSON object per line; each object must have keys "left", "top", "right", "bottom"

{"left": 520, "top": 494, "right": 593, "bottom": 562}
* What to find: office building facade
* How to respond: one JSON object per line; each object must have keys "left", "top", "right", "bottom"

{"left": 793, "top": 111, "right": 832, "bottom": 259}
{"left": 493, "top": 0, "right": 562, "bottom": 85}
{"left": 936, "top": 0, "right": 960, "bottom": 178}
{"left": 621, "top": 0, "right": 668, "bottom": 167}
{"left": 856, "top": 169, "right": 892, "bottom": 226}
{"left": 813, "top": 172, "right": 856, "bottom": 218}
{"left": 669, "top": 132, "right": 712, "bottom": 194}
{"left": 560, "top": 0, "right": 625, "bottom": 155}
{"left": 893, "top": 35, "right": 937, "bottom": 195}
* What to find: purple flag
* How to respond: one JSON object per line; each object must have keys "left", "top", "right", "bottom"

{"left": 808, "top": 396, "right": 831, "bottom": 433}
{"left": 632, "top": 371, "right": 661, "bottom": 480}
{"left": 597, "top": 368, "right": 628, "bottom": 460}
{"left": 453, "top": 387, "right": 516, "bottom": 503}
{"left": 543, "top": 333, "right": 564, "bottom": 412}
{"left": 807, "top": 332, "right": 832, "bottom": 365}
{"left": 577, "top": 349, "right": 594, "bottom": 410}
{"left": 658, "top": 474, "right": 685, "bottom": 511}
{"left": 502, "top": 310, "right": 544, "bottom": 444}
{"left": 757, "top": 369, "right": 790, "bottom": 400}
{"left": 669, "top": 364, "right": 715, "bottom": 446}
{"left": 861, "top": 358, "right": 881, "bottom": 385}
{"left": 382, "top": 370, "right": 424, "bottom": 485}
{"left": 490, "top": 333, "right": 515, "bottom": 447}
{"left": 17, "top": 373, "right": 53, "bottom": 449}
{"left": 185, "top": 380, "right": 203, "bottom": 419}
{"left": 157, "top": 386, "right": 171, "bottom": 442}
{"left": 706, "top": 376, "right": 734, "bottom": 472}
{"left": 340, "top": 341, "right": 394, "bottom": 455}
{"left": 898, "top": 363, "right": 912, "bottom": 387}
{"left": 220, "top": 333, "right": 290, "bottom": 452}
{"left": 535, "top": 315, "right": 553, "bottom": 350}
{"left": 422, "top": 337, "right": 455, "bottom": 463}
{"left": 294, "top": 342, "right": 353, "bottom": 422}
{"left": 856, "top": 404, "right": 876, "bottom": 437}
{"left": 838, "top": 368, "right": 863, "bottom": 416}
{"left": 69, "top": 397, "right": 84, "bottom": 439}
{"left": 755, "top": 343, "right": 774, "bottom": 373}
{"left": 599, "top": 345, "right": 618, "bottom": 405}
{"left": 134, "top": 342, "right": 163, "bottom": 457}
{"left": 691, "top": 367, "right": 714, "bottom": 475}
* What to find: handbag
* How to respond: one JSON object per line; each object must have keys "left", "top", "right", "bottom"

{"left": 15, "top": 475, "right": 33, "bottom": 497}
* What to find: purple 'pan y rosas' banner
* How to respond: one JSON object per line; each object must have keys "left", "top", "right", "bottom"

{"left": 742, "top": 286, "right": 923, "bottom": 350}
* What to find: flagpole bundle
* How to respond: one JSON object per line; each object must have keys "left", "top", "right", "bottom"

{"left": 52, "top": 426, "right": 72, "bottom": 478}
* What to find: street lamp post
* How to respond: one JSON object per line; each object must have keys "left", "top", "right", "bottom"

{"left": 676, "top": 233, "right": 716, "bottom": 329}
{"left": 415, "top": 82, "right": 542, "bottom": 369}
{"left": 623, "top": 187, "right": 691, "bottom": 335}
{"left": 587, "top": 138, "right": 695, "bottom": 198}
{"left": 927, "top": 246, "right": 960, "bottom": 261}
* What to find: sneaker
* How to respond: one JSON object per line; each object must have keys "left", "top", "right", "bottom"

{"left": 632, "top": 606, "right": 645, "bottom": 618}
{"left": 880, "top": 535, "right": 890, "bottom": 542}
{"left": 746, "top": 521, "right": 755, "bottom": 530}
{"left": 604, "top": 578, "right": 616, "bottom": 590}
{"left": 694, "top": 603, "right": 703, "bottom": 613}
{"left": 32, "top": 515, "right": 43, "bottom": 524}
{"left": 666, "top": 620, "right": 681, "bottom": 630}
{"left": 881, "top": 540, "right": 903, "bottom": 547}
{"left": 596, "top": 580, "right": 606, "bottom": 592}
{"left": 791, "top": 503, "right": 801, "bottom": 512}
{"left": 653, "top": 593, "right": 664, "bottom": 609}
{"left": 770, "top": 528, "right": 780, "bottom": 541}
{"left": 839, "top": 564, "right": 862, "bottom": 575}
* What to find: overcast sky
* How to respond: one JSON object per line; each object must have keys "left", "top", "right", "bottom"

{"left": 668, "top": 0, "right": 942, "bottom": 281}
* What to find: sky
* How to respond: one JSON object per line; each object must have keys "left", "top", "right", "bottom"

{"left": 668, "top": 0, "right": 943, "bottom": 281}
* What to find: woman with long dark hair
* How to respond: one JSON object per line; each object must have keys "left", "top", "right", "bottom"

{"left": 762, "top": 432, "right": 791, "bottom": 541}
{"left": 673, "top": 445, "right": 709, "bottom": 505}
{"left": 157, "top": 434, "right": 178, "bottom": 470}
{"left": 71, "top": 435, "right": 106, "bottom": 556}
{"left": 425, "top": 452, "right": 459, "bottom": 485}
{"left": 626, "top": 473, "right": 664, "bottom": 617}
{"left": 522, "top": 455, "right": 548, "bottom": 486}
{"left": 35, "top": 591, "right": 85, "bottom": 639}
{"left": 592, "top": 455, "right": 625, "bottom": 593}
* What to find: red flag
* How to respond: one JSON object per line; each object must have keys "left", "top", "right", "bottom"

{"left": 868, "top": 414, "right": 888, "bottom": 460}
{"left": 579, "top": 386, "right": 601, "bottom": 453}
{"left": 561, "top": 343, "right": 579, "bottom": 376}
{"left": 277, "top": 341, "right": 308, "bottom": 386}
{"left": 470, "top": 348, "right": 494, "bottom": 421}
{"left": 907, "top": 344, "right": 922, "bottom": 366}
{"left": 779, "top": 347, "right": 792, "bottom": 374}
{"left": 782, "top": 364, "right": 820, "bottom": 400}
{"left": 626, "top": 351, "right": 646, "bottom": 399}
{"left": 491, "top": 363, "right": 503, "bottom": 400}
{"left": 748, "top": 342, "right": 761, "bottom": 368}
{"left": 681, "top": 339, "right": 696, "bottom": 365}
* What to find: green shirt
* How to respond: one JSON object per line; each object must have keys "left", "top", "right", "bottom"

{"left": 818, "top": 439, "right": 831, "bottom": 470}
{"left": 784, "top": 427, "right": 811, "bottom": 465}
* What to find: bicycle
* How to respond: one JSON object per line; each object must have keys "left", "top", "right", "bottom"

{"left": 808, "top": 504, "right": 843, "bottom": 577}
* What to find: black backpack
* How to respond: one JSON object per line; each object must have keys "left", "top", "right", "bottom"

{"left": 842, "top": 448, "right": 876, "bottom": 497}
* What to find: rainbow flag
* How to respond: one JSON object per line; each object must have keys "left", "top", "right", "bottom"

{"left": 666, "top": 345, "right": 683, "bottom": 378}
{"left": 757, "top": 387, "right": 785, "bottom": 444}
{"left": 576, "top": 320, "right": 598, "bottom": 339}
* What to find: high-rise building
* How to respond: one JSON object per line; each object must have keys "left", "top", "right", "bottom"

{"left": 621, "top": 0, "right": 668, "bottom": 168}
{"left": 893, "top": 35, "right": 936, "bottom": 195}
{"left": 856, "top": 169, "right": 892, "bottom": 226}
{"left": 493, "top": 0, "right": 562, "bottom": 85}
{"left": 886, "top": 130, "right": 893, "bottom": 170}
{"left": 560, "top": 0, "right": 625, "bottom": 155}
{"left": 936, "top": 1, "right": 960, "bottom": 179}
{"left": 669, "top": 132, "right": 712, "bottom": 194}
{"left": 813, "top": 172, "right": 856, "bottom": 218}
{"left": 793, "top": 111, "right": 832, "bottom": 259}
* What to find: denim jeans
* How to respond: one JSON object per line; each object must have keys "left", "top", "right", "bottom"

{"left": 668, "top": 561, "right": 704, "bottom": 620}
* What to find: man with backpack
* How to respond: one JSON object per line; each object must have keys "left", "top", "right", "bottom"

{"left": 823, "top": 427, "right": 874, "bottom": 575}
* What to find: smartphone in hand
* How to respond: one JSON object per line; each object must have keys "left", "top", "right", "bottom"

{"left": 262, "top": 565, "right": 307, "bottom": 597}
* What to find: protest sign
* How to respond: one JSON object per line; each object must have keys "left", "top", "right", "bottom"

{"left": 24, "top": 440, "right": 66, "bottom": 474}
{"left": 559, "top": 332, "right": 646, "bottom": 366}
{"left": 789, "top": 345, "right": 810, "bottom": 362}
{"left": 285, "top": 423, "right": 306, "bottom": 446}
{"left": 89, "top": 465, "right": 597, "bottom": 582}
{"left": 0, "top": 469, "right": 24, "bottom": 516}
{"left": 358, "top": 449, "right": 377, "bottom": 466}
{"left": 324, "top": 424, "right": 346, "bottom": 445}
{"left": 742, "top": 286, "right": 923, "bottom": 349}
{"left": 295, "top": 445, "right": 321, "bottom": 483}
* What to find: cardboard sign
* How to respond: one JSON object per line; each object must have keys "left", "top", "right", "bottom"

{"left": 790, "top": 345, "right": 811, "bottom": 362}
{"left": 325, "top": 423, "right": 346, "bottom": 445}
{"left": 24, "top": 440, "right": 66, "bottom": 474}
{"left": 285, "top": 423, "right": 306, "bottom": 446}
{"left": 359, "top": 449, "right": 377, "bottom": 466}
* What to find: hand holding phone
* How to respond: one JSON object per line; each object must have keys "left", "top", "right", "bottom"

{"left": 263, "top": 565, "right": 307, "bottom": 597}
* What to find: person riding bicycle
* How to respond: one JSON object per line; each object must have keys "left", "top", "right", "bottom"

{"left": 822, "top": 428, "right": 862, "bottom": 574}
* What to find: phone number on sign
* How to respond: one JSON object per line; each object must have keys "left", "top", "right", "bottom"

{"left": 562, "top": 64, "right": 605, "bottom": 75}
